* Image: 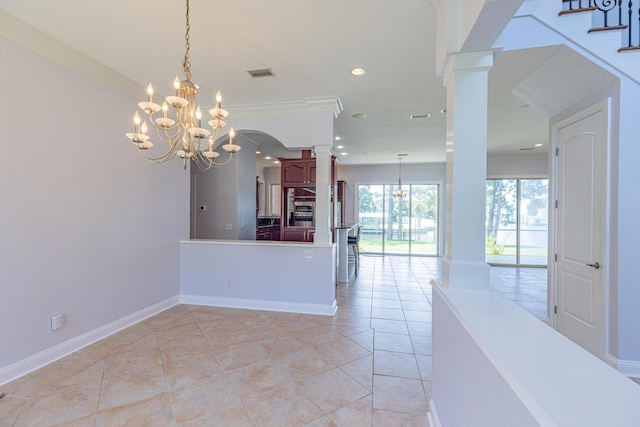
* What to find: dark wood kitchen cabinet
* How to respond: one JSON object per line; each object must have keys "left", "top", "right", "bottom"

{"left": 279, "top": 150, "right": 338, "bottom": 242}
{"left": 281, "top": 158, "right": 316, "bottom": 186}
{"left": 256, "top": 225, "right": 280, "bottom": 240}
{"left": 281, "top": 227, "right": 313, "bottom": 242}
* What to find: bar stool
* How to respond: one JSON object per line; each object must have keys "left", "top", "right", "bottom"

{"left": 347, "top": 224, "right": 361, "bottom": 277}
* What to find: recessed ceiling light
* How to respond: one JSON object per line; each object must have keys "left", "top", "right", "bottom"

{"left": 273, "top": 160, "right": 280, "bottom": 164}
{"left": 256, "top": 151, "right": 261, "bottom": 154}
{"left": 335, "top": 136, "right": 341, "bottom": 141}
{"left": 350, "top": 67, "right": 366, "bottom": 76}
{"left": 534, "top": 143, "right": 543, "bottom": 147}
{"left": 341, "top": 152, "right": 347, "bottom": 156}
{"left": 336, "top": 145, "right": 344, "bottom": 149}
{"left": 352, "top": 113, "right": 368, "bottom": 119}
{"left": 440, "top": 108, "right": 447, "bottom": 114}
{"left": 264, "top": 156, "right": 272, "bottom": 160}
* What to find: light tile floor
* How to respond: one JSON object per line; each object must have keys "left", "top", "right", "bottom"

{"left": 490, "top": 266, "right": 548, "bottom": 320}
{"left": 0, "top": 256, "right": 551, "bottom": 426}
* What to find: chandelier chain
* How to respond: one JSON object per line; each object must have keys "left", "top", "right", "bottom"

{"left": 183, "top": 0, "right": 192, "bottom": 80}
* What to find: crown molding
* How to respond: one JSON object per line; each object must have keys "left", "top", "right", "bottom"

{"left": 227, "top": 96, "right": 343, "bottom": 119}
{"left": 0, "top": 7, "right": 142, "bottom": 99}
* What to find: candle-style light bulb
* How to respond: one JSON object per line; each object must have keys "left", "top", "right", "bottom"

{"left": 195, "top": 106, "right": 202, "bottom": 128}
{"left": 229, "top": 127, "right": 235, "bottom": 141}
{"left": 173, "top": 76, "right": 180, "bottom": 95}
{"left": 216, "top": 91, "right": 222, "bottom": 104}
{"left": 208, "top": 136, "right": 214, "bottom": 150}
{"left": 146, "top": 83, "right": 154, "bottom": 102}
{"left": 133, "top": 111, "right": 141, "bottom": 133}
{"left": 162, "top": 101, "right": 168, "bottom": 118}
{"left": 141, "top": 121, "right": 148, "bottom": 135}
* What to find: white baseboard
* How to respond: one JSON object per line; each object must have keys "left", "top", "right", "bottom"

{"left": 0, "top": 297, "right": 179, "bottom": 386}
{"left": 180, "top": 294, "right": 338, "bottom": 316}
{"left": 606, "top": 353, "right": 640, "bottom": 378}
{"left": 427, "top": 398, "right": 442, "bottom": 427}
{"left": 0, "top": 294, "right": 338, "bottom": 386}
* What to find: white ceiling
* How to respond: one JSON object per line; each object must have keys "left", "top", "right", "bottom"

{"left": 0, "top": 0, "right": 552, "bottom": 166}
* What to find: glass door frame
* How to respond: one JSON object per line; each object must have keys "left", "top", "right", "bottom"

{"left": 356, "top": 182, "right": 442, "bottom": 256}
{"left": 486, "top": 177, "right": 548, "bottom": 267}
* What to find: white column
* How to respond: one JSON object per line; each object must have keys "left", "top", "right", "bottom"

{"left": 442, "top": 51, "right": 493, "bottom": 291}
{"left": 314, "top": 144, "right": 332, "bottom": 245}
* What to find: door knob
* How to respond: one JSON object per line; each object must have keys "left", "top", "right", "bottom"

{"left": 586, "top": 262, "right": 601, "bottom": 269}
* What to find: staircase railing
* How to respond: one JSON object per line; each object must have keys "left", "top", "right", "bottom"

{"left": 561, "top": 0, "right": 640, "bottom": 51}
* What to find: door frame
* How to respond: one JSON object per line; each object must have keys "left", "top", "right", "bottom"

{"left": 484, "top": 177, "right": 550, "bottom": 267}
{"left": 354, "top": 181, "right": 445, "bottom": 257}
{"left": 548, "top": 98, "right": 611, "bottom": 359}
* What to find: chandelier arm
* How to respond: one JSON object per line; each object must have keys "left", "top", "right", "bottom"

{"left": 210, "top": 153, "right": 235, "bottom": 167}
{"left": 153, "top": 124, "right": 183, "bottom": 144}
{"left": 139, "top": 152, "right": 172, "bottom": 165}
{"left": 138, "top": 136, "right": 183, "bottom": 164}
{"left": 139, "top": 148, "right": 177, "bottom": 164}
{"left": 146, "top": 115, "right": 180, "bottom": 133}
{"left": 192, "top": 154, "right": 213, "bottom": 171}
{"left": 195, "top": 151, "right": 235, "bottom": 168}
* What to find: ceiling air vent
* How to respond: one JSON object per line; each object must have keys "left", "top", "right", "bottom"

{"left": 247, "top": 68, "right": 275, "bottom": 78}
{"left": 410, "top": 113, "right": 431, "bottom": 119}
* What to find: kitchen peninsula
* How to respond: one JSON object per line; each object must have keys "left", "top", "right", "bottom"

{"left": 180, "top": 239, "right": 337, "bottom": 315}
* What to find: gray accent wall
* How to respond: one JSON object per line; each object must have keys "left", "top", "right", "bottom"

{"left": 0, "top": 35, "right": 187, "bottom": 370}
{"left": 193, "top": 134, "right": 257, "bottom": 240}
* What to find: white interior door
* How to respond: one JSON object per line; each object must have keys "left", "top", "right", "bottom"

{"left": 554, "top": 101, "right": 607, "bottom": 359}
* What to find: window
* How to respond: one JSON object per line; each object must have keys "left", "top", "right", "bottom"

{"left": 357, "top": 184, "right": 439, "bottom": 255}
{"left": 486, "top": 179, "right": 548, "bottom": 266}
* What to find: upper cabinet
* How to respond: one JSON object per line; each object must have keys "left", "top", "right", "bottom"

{"left": 281, "top": 158, "right": 316, "bottom": 186}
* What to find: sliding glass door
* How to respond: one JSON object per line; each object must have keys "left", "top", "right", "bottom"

{"left": 357, "top": 184, "right": 439, "bottom": 255}
{"left": 485, "top": 178, "right": 548, "bottom": 266}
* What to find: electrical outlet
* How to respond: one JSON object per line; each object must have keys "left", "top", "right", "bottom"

{"left": 226, "top": 223, "right": 233, "bottom": 231}
{"left": 305, "top": 250, "right": 314, "bottom": 259}
{"left": 227, "top": 279, "right": 232, "bottom": 286}
{"left": 51, "top": 313, "right": 65, "bottom": 330}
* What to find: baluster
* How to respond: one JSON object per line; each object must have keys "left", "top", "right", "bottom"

{"left": 619, "top": 0, "right": 623, "bottom": 25}
{"left": 596, "top": 0, "right": 619, "bottom": 27}
{"left": 628, "top": 0, "right": 634, "bottom": 47}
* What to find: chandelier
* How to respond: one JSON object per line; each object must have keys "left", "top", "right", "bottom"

{"left": 393, "top": 155, "right": 408, "bottom": 198}
{"left": 125, "top": 0, "right": 240, "bottom": 170}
